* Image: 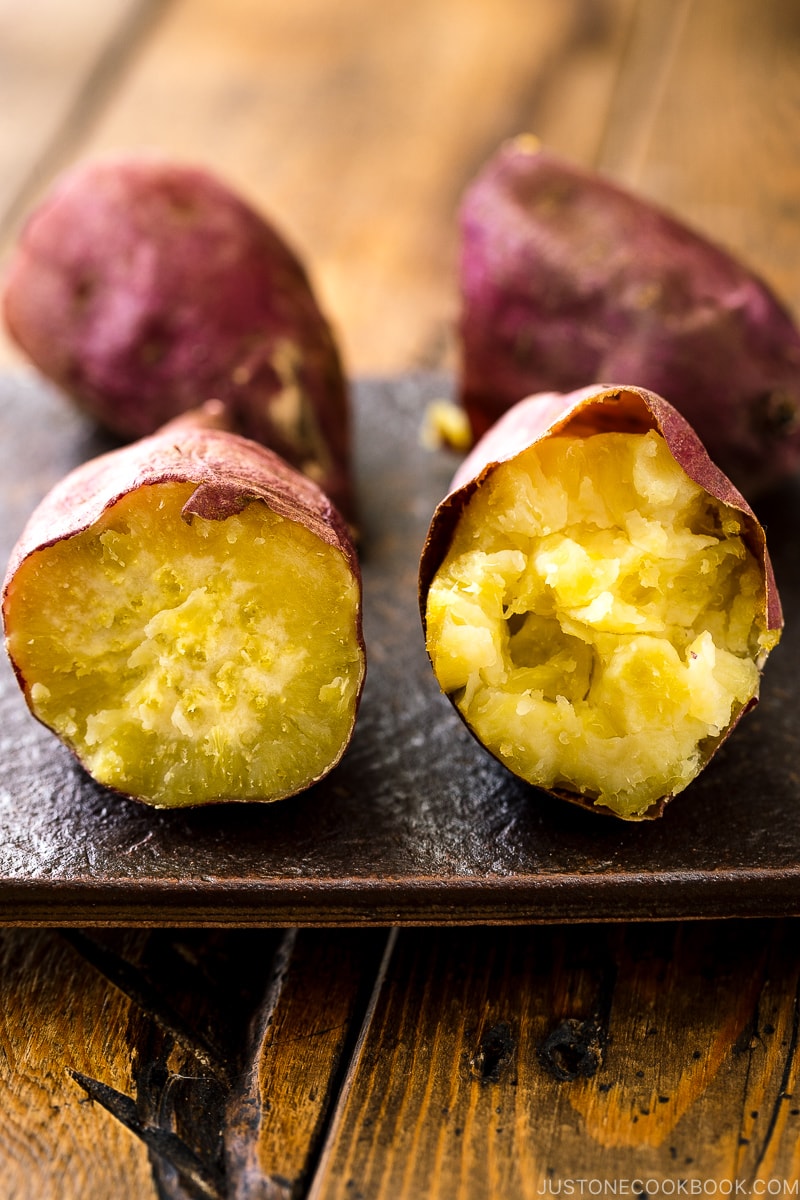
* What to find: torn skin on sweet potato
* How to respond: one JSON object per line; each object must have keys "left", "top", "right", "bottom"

{"left": 2, "top": 155, "right": 354, "bottom": 522}
{"left": 2, "top": 406, "right": 365, "bottom": 809}
{"left": 459, "top": 136, "right": 800, "bottom": 498}
{"left": 420, "top": 385, "right": 782, "bottom": 821}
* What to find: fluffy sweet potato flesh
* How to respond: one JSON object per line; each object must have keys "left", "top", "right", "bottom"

{"left": 5, "top": 481, "right": 363, "bottom": 807}
{"left": 425, "top": 429, "right": 777, "bottom": 819}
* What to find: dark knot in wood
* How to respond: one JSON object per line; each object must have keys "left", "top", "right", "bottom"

{"left": 538, "top": 1018, "right": 606, "bottom": 1082}
{"left": 469, "top": 1021, "right": 516, "bottom": 1083}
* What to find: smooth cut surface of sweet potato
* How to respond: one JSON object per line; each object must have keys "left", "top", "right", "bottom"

{"left": 420, "top": 386, "right": 782, "bottom": 820}
{"left": 3, "top": 155, "right": 354, "bottom": 520}
{"left": 3, "top": 418, "right": 365, "bottom": 808}
{"left": 459, "top": 136, "right": 800, "bottom": 497}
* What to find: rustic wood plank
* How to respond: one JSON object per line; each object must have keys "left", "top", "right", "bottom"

{"left": 308, "top": 923, "right": 800, "bottom": 1198}
{"left": 0, "top": 929, "right": 159, "bottom": 1200}
{"left": 0, "top": 0, "right": 636, "bottom": 376}
{"left": 241, "top": 928, "right": 390, "bottom": 1197}
{"left": 0, "top": 0, "right": 166, "bottom": 243}
{"left": 599, "top": 0, "right": 800, "bottom": 316}
{"left": 595, "top": 0, "right": 693, "bottom": 178}
{"left": 0, "top": 927, "right": 390, "bottom": 1198}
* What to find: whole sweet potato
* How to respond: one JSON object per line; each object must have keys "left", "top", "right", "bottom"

{"left": 3, "top": 156, "right": 354, "bottom": 520}
{"left": 459, "top": 136, "right": 800, "bottom": 497}
{"left": 2, "top": 404, "right": 365, "bottom": 808}
{"left": 420, "top": 384, "right": 782, "bottom": 820}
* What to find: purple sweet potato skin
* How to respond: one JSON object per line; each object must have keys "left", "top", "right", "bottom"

{"left": 2, "top": 156, "right": 353, "bottom": 520}
{"left": 459, "top": 138, "right": 800, "bottom": 497}
{"left": 3, "top": 405, "right": 360, "bottom": 593}
{"left": 419, "top": 385, "right": 783, "bottom": 819}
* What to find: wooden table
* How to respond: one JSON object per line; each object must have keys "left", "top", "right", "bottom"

{"left": 1, "top": 1, "right": 799, "bottom": 1195}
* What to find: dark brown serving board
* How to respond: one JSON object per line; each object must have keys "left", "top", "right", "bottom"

{"left": 0, "top": 372, "right": 798, "bottom": 925}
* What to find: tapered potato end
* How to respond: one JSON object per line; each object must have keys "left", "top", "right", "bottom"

{"left": 420, "top": 386, "right": 782, "bottom": 820}
{"left": 2, "top": 155, "right": 355, "bottom": 522}
{"left": 458, "top": 137, "right": 800, "bottom": 497}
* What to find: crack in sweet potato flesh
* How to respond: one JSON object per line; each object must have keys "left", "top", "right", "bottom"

{"left": 425, "top": 431, "right": 775, "bottom": 818}
{"left": 8, "top": 482, "right": 363, "bottom": 807}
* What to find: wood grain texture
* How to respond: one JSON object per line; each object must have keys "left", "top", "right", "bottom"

{"left": 308, "top": 923, "right": 800, "bottom": 1198}
{"left": 0, "top": 927, "right": 391, "bottom": 1199}
{"left": 599, "top": 0, "right": 800, "bottom": 315}
{"left": 0, "top": 929, "right": 159, "bottom": 1200}
{"left": 249, "top": 929, "right": 390, "bottom": 1197}
{"left": 0, "top": 0, "right": 157, "bottom": 234}
{"left": 1, "top": 924, "right": 798, "bottom": 1196}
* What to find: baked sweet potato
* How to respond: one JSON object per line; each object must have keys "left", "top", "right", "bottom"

{"left": 2, "top": 155, "right": 354, "bottom": 520}
{"left": 459, "top": 136, "right": 800, "bottom": 497}
{"left": 2, "top": 405, "right": 365, "bottom": 808}
{"left": 420, "top": 384, "right": 782, "bottom": 820}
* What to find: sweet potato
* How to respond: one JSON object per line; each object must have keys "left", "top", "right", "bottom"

{"left": 2, "top": 155, "right": 354, "bottom": 520}
{"left": 459, "top": 136, "right": 800, "bottom": 497}
{"left": 2, "top": 404, "right": 365, "bottom": 808}
{"left": 420, "top": 384, "right": 782, "bottom": 820}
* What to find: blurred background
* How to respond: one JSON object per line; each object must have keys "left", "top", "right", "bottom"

{"left": 0, "top": 0, "right": 798, "bottom": 378}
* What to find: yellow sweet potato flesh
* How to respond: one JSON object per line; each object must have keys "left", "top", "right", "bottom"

{"left": 7, "top": 482, "right": 363, "bottom": 807}
{"left": 425, "top": 431, "right": 775, "bottom": 818}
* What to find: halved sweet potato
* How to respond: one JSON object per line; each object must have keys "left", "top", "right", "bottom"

{"left": 459, "top": 137, "right": 800, "bottom": 497}
{"left": 420, "top": 385, "right": 782, "bottom": 820}
{"left": 2, "top": 155, "right": 354, "bottom": 520}
{"left": 3, "top": 407, "right": 365, "bottom": 808}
